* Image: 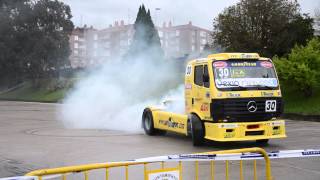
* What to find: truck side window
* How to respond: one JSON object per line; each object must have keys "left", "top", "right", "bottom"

{"left": 203, "top": 65, "right": 210, "bottom": 88}
{"left": 194, "top": 65, "right": 203, "bottom": 86}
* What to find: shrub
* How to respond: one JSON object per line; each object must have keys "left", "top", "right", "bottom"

{"left": 273, "top": 38, "right": 320, "bottom": 97}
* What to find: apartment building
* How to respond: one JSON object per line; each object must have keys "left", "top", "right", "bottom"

{"left": 314, "top": 17, "right": 320, "bottom": 36}
{"left": 98, "top": 20, "right": 134, "bottom": 61}
{"left": 69, "top": 21, "right": 212, "bottom": 68}
{"left": 159, "top": 21, "right": 211, "bottom": 58}
{"left": 69, "top": 26, "right": 99, "bottom": 68}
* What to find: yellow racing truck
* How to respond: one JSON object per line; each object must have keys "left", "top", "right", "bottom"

{"left": 142, "top": 53, "right": 286, "bottom": 146}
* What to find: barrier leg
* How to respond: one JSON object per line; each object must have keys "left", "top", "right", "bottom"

{"left": 105, "top": 168, "right": 109, "bottom": 180}
{"left": 253, "top": 160, "right": 257, "bottom": 180}
{"left": 195, "top": 161, "right": 199, "bottom": 180}
{"left": 84, "top": 171, "right": 88, "bottom": 180}
{"left": 210, "top": 161, "right": 215, "bottom": 180}
{"left": 240, "top": 160, "right": 243, "bottom": 180}
{"left": 225, "top": 160, "right": 229, "bottom": 180}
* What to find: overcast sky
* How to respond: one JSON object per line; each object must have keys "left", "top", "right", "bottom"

{"left": 62, "top": 0, "right": 320, "bottom": 30}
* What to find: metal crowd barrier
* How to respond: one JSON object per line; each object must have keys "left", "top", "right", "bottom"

{"left": 4, "top": 147, "right": 317, "bottom": 180}
{"left": 23, "top": 147, "right": 272, "bottom": 180}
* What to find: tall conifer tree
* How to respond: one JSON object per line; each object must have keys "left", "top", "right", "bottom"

{"left": 126, "top": 4, "right": 163, "bottom": 60}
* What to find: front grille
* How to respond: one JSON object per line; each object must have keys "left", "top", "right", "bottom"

{"left": 211, "top": 97, "right": 283, "bottom": 122}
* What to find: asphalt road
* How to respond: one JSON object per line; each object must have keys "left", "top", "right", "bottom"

{"left": 0, "top": 101, "right": 319, "bottom": 179}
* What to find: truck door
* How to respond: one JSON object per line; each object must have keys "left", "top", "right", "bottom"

{"left": 193, "top": 64, "right": 211, "bottom": 119}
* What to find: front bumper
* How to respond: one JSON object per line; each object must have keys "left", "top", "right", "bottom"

{"left": 204, "top": 120, "right": 286, "bottom": 142}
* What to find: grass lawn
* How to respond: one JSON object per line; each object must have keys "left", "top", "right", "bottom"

{"left": 282, "top": 87, "right": 320, "bottom": 115}
{"left": 0, "top": 82, "right": 68, "bottom": 102}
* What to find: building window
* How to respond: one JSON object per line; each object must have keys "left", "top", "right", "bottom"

{"left": 74, "top": 50, "right": 78, "bottom": 55}
{"left": 175, "top": 30, "right": 180, "bottom": 36}
{"left": 120, "top": 40, "right": 127, "bottom": 46}
{"left": 74, "top": 35, "right": 79, "bottom": 41}
{"left": 200, "top": 31, "right": 206, "bottom": 37}
{"left": 74, "top": 43, "right": 78, "bottom": 48}
{"left": 158, "top": 31, "right": 163, "bottom": 37}
{"left": 192, "top": 45, "right": 195, "bottom": 52}
{"left": 105, "top": 42, "right": 110, "bottom": 48}
{"left": 201, "top": 38, "right": 207, "bottom": 45}
{"left": 94, "top": 34, "right": 98, "bottom": 40}
{"left": 192, "top": 37, "right": 196, "bottom": 43}
{"left": 94, "top": 42, "right": 98, "bottom": 49}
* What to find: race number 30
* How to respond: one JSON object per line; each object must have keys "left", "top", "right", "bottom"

{"left": 265, "top": 100, "right": 276, "bottom": 112}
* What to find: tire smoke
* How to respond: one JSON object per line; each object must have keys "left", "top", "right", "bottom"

{"left": 59, "top": 57, "right": 184, "bottom": 133}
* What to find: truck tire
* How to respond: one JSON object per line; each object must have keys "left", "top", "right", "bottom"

{"left": 142, "top": 108, "right": 166, "bottom": 136}
{"left": 190, "top": 114, "right": 205, "bottom": 146}
{"left": 256, "top": 139, "right": 269, "bottom": 146}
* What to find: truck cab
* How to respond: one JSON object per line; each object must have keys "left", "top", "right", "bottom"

{"left": 142, "top": 53, "right": 286, "bottom": 146}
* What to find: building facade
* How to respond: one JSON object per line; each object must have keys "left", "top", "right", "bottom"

{"left": 158, "top": 21, "right": 211, "bottom": 59}
{"left": 69, "top": 26, "right": 99, "bottom": 68}
{"left": 314, "top": 17, "right": 320, "bottom": 36}
{"left": 69, "top": 21, "right": 212, "bottom": 68}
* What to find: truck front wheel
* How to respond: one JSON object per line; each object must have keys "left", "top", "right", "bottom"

{"left": 190, "top": 114, "right": 205, "bottom": 146}
{"left": 142, "top": 108, "right": 166, "bottom": 136}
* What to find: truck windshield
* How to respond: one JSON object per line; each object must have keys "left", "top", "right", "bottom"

{"left": 213, "top": 60, "right": 279, "bottom": 91}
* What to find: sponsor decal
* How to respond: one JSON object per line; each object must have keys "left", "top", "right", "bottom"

{"left": 178, "top": 154, "right": 216, "bottom": 159}
{"left": 224, "top": 132, "right": 235, "bottom": 138}
{"left": 185, "top": 83, "right": 192, "bottom": 90}
{"left": 159, "top": 118, "right": 185, "bottom": 129}
{"left": 230, "top": 69, "right": 246, "bottom": 78}
{"left": 261, "top": 92, "right": 274, "bottom": 97}
{"left": 230, "top": 62, "right": 257, "bottom": 67}
{"left": 216, "top": 79, "right": 239, "bottom": 87}
{"left": 240, "top": 153, "right": 264, "bottom": 159}
{"left": 147, "top": 168, "right": 180, "bottom": 180}
{"left": 213, "top": 61, "right": 227, "bottom": 68}
{"left": 219, "top": 124, "right": 238, "bottom": 128}
{"left": 302, "top": 151, "right": 320, "bottom": 156}
{"left": 200, "top": 104, "right": 209, "bottom": 111}
{"left": 228, "top": 93, "right": 240, "bottom": 97}
{"left": 260, "top": 61, "right": 273, "bottom": 68}
{"left": 216, "top": 78, "right": 278, "bottom": 88}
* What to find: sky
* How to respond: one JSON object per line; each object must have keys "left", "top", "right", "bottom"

{"left": 62, "top": 0, "right": 320, "bottom": 30}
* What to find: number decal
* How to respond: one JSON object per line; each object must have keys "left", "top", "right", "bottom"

{"left": 186, "top": 65, "right": 192, "bottom": 76}
{"left": 265, "top": 100, "right": 276, "bottom": 112}
{"left": 218, "top": 68, "right": 229, "bottom": 78}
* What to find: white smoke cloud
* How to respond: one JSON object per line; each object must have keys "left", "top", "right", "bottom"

{"left": 59, "top": 55, "right": 185, "bottom": 133}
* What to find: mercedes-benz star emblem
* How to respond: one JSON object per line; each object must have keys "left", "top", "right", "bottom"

{"left": 247, "top": 101, "right": 257, "bottom": 112}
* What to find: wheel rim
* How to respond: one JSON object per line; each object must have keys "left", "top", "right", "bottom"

{"left": 144, "top": 115, "right": 151, "bottom": 130}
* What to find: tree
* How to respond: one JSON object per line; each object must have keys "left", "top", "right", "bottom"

{"left": 26, "top": 0, "right": 73, "bottom": 84}
{"left": 0, "top": 0, "right": 73, "bottom": 87}
{"left": 0, "top": 0, "right": 31, "bottom": 86}
{"left": 126, "top": 4, "right": 163, "bottom": 60}
{"left": 212, "top": 0, "right": 314, "bottom": 57}
{"left": 274, "top": 38, "right": 320, "bottom": 97}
